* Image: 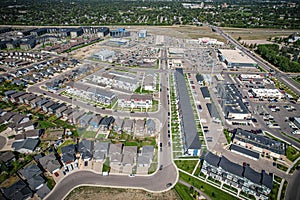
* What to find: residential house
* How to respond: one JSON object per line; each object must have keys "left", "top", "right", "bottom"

{"left": 109, "top": 143, "right": 123, "bottom": 166}
{"left": 68, "top": 110, "right": 85, "bottom": 124}
{"left": 123, "top": 119, "right": 134, "bottom": 133}
{"left": 11, "top": 113, "right": 30, "bottom": 124}
{"left": 14, "top": 121, "right": 37, "bottom": 133}
{"left": 79, "top": 114, "right": 93, "bottom": 127}
{"left": 137, "top": 145, "right": 154, "bottom": 167}
{"left": 93, "top": 141, "right": 110, "bottom": 162}
{"left": 30, "top": 97, "right": 43, "bottom": 108}
{"left": 4, "top": 90, "right": 17, "bottom": 99}
{"left": 12, "top": 138, "right": 39, "bottom": 154}
{"left": 135, "top": 119, "right": 145, "bottom": 135}
{"left": 55, "top": 105, "right": 68, "bottom": 118}
{"left": 1, "top": 112, "right": 16, "bottom": 124}
{"left": 42, "top": 101, "right": 55, "bottom": 113}
{"left": 122, "top": 146, "right": 137, "bottom": 166}
{"left": 61, "top": 144, "right": 78, "bottom": 171}
{"left": 113, "top": 118, "right": 124, "bottom": 133}
{"left": 10, "top": 91, "right": 27, "bottom": 103}
{"left": 62, "top": 107, "right": 74, "bottom": 118}
{"left": 78, "top": 139, "right": 93, "bottom": 161}
{"left": 99, "top": 116, "right": 115, "bottom": 131}
{"left": 2, "top": 179, "right": 33, "bottom": 200}
{"left": 48, "top": 103, "right": 64, "bottom": 114}
{"left": 36, "top": 99, "right": 49, "bottom": 109}
{"left": 39, "top": 153, "right": 62, "bottom": 174}
{"left": 145, "top": 119, "right": 156, "bottom": 135}
{"left": 0, "top": 151, "right": 16, "bottom": 167}
{"left": 89, "top": 115, "right": 102, "bottom": 129}
{"left": 143, "top": 74, "right": 155, "bottom": 91}
{"left": 36, "top": 184, "right": 51, "bottom": 199}
{"left": 19, "top": 163, "right": 44, "bottom": 191}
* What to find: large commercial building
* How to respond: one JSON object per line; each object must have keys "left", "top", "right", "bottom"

{"left": 92, "top": 49, "right": 115, "bottom": 61}
{"left": 110, "top": 28, "right": 130, "bottom": 38}
{"left": 201, "top": 152, "right": 273, "bottom": 200}
{"left": 217, "top": 84, "right": 251, "bottom": 120}
{"left": 174, "top": 68, "right": 201, "bottom": 156}
{"left": 250, "top": 88, "right": 284, "bottom": 99}
{"left": 218, "top": 49, "right": 258, "bottom": 68}
{"left": 232, "top": 128, "right": 286, "bottom": 159}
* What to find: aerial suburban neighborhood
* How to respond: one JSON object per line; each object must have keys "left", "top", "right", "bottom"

{"left": 0, "top": 0, "right": 300, "bottom": 200}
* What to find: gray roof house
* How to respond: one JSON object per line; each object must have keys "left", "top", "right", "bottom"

{"left": 2, "top": 179, "right": 33, "bottom": 200}
{"left": 123, "top": 119, "right": 134, "bottom": 133}
{"left": 61, "top": 144, "right": 76, "bottom": 164}
{"left": 135, "top": 119, "right": 145, "bottom": 135}
{"left": 89, "top": 115, "right": 102, "bottom": 129}
{"left": 12, "top": 138, "right": 39, "bottom": 154}
{"left": 146, "top": 119, "right": 156, "bottom": 135}
{"left": 78, "top": 139, "right": 93, "bottom": 161}
{"left": 36, "top": 184, "right": 51, "bottom": 199}
{"left": 113, "top": 118, "right": 124, "bottom": 133}
{"left": 93, "top": 141, "right": 110, "bottom": 162}
{"left": 99, "top": 116, "right": 115, "bottom": 131}
{"left": 108, "top": 143, "right": 123, "bottom": 156}
{"left": 122, "top": 146, "right": 137, "bottom": 166}
{"left": 27, "top": 175, "right": 45, "bottom": 191}
{"left": 39, "top": 153, "right": 62, "bottom": 174}
{"left": 19, "top": 163, "right": 43, "bottom": 180}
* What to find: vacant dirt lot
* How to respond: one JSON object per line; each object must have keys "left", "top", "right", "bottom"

{"left": 65, "top": 186, "right": 180, "bottom": 200}
{"left": 221, "top": 27, "right": 300, "bottom": 40}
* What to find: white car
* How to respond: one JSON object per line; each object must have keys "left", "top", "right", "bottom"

{"left": 129, "top": 174, "right": 135, "bottom": 177}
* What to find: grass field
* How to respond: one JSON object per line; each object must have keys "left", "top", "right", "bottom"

{"left": 174, "top": 183, "right": 194, "bottom": 200}
{"left": 174, "top": 160, "right": 198, "bottom": 174}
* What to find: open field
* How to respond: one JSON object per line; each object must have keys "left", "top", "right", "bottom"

{"left": 221, "top": 27, "right": 300, "bottom": 40}
{"left": 65, "top": 186, "right": 180, "bottom": 200}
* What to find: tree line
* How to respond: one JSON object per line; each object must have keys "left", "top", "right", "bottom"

{"left": 256, "top": 44, "right": 300, "bottom": 73}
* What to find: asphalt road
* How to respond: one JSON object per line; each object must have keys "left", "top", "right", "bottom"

{"left": 285, "top": 169, "right": 300, "bottom": 200}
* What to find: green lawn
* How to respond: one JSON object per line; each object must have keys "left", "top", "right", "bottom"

{"left": 280, "top": 180, "right": 288, "bottom": 200}
{"left": 290, "top": 159, "right": 300, "bottom": 174}
{"left": 286, "top": 146, "right": 300, "bottom": 162}
{"left": 179, "top": 171, "right": 236, "bottom": 200}
{"left": 125, "top": 141, "right": 139, "bottom": 146}
{"left": 38, "top": 120, "right": 56, "bottom": 129}
{"left": 96, "top": 134, "right": 107, "bottom": 139}
{"left": 148, "top": 162, "right": 157, "bottom": 174}
{"left": 277, "top": 163, "right": 288, "bottom": 172}
{"left": 102, "top": 157, "right": 110, "bottom": 172}
{"left": 223, "top": 129, "right": 232, "bottom": 144}
{"left": 78, "top": 129, "right": 97, "bottom": 139}
{"left": 174, "top": 183, "right": 194, "bottom": 200}
{"left": 175, "top": 160, "right": 199, "bottom": 174}
{"left": 268, "top": 181, "right": 280, "bottom": 200}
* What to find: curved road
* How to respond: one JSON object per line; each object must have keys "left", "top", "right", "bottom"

{"left": 285, "top": 169, "right": 300, "bottom": 200}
